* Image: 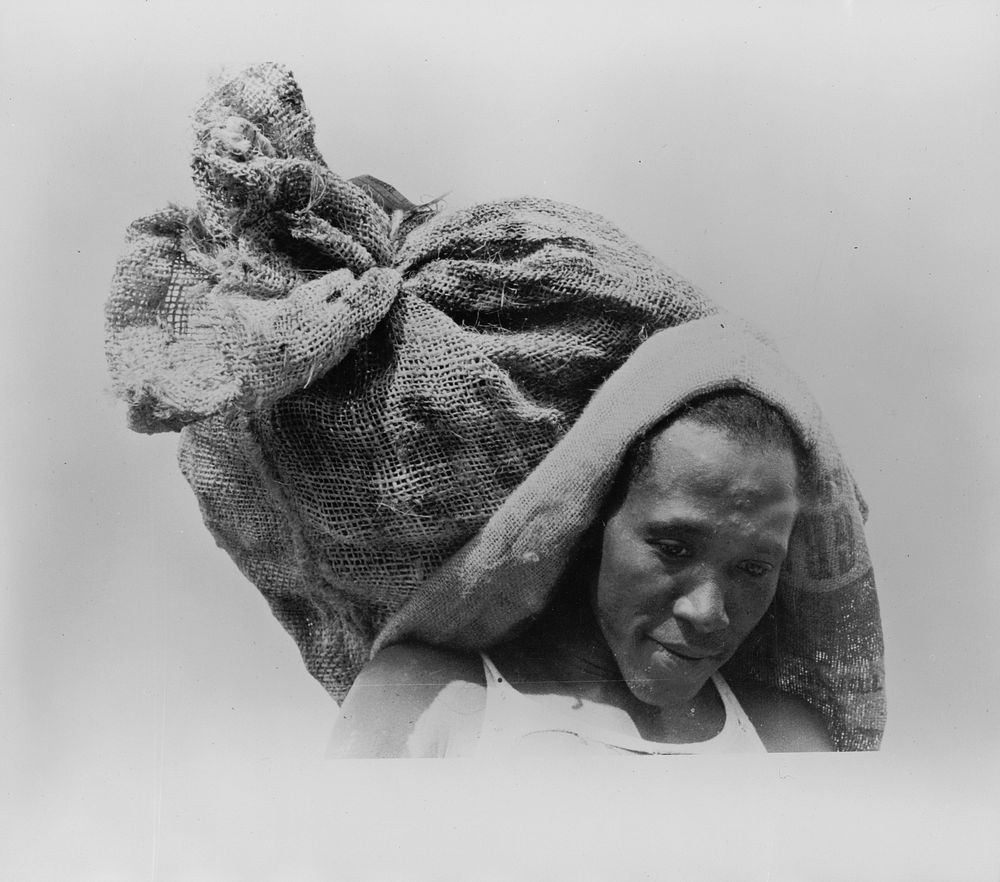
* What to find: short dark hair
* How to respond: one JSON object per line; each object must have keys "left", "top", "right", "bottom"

{"left": 606, "top": 389, "right": 806, "bottom": 513}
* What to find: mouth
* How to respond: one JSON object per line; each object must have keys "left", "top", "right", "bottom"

{"left": 648, "top": 637, "right": 723, "bottom": 662}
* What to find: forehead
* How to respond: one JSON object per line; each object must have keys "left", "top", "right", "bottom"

{"left": 630, "top": 418, "right": 799, "bottom": 512}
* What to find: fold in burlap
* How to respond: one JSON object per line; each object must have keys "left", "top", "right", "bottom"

{"left": 105, "top": 63, "right": 884, "bottom": 749}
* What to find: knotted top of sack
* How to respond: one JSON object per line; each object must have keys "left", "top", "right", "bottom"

{"left": 106, "top": 63, "right": 428, "bottom": 432}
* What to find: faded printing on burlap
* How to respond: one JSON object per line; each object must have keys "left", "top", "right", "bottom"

{"left": 106, "top": 63, "right": 884, "bottom": 749}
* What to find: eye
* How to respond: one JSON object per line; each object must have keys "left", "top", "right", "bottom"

{"left": 652, "top": 539, "right": 692, "bottom": 560}
{"left": 737, "top": 561, "right": 774, "bottom": 579}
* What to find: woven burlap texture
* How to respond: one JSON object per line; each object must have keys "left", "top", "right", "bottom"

{"left": 105, "top": 63, "right": 884, "bottom": 749}
{"left": 105, "top": 64, "right": 713, "bottom": 690}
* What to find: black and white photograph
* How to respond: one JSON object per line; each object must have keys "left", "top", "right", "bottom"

{"left": 4, "top": 1, "right": 999, "bottom": 878}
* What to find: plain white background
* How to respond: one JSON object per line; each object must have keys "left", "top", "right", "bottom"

{"left": 3, "top": 1, "right": 999, "bottom": 879}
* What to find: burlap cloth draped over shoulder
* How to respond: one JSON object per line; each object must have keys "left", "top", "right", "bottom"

{"left": 105, "top": 63, "right": 885, "bottom": 750}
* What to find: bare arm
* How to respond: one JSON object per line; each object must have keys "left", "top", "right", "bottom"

{"left": 734, "top": 684, "right": 835, "bottom": 752}
{"left": 329, "top": 643, "right": 486, "bottom": 758}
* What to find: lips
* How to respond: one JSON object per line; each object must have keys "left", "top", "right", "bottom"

{"left": 648, "top": 636, "right": 724, "bottom": 661}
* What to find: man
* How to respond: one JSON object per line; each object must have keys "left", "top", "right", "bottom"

{"left": 331, "top": 391, "right": 834, "bottom": 756}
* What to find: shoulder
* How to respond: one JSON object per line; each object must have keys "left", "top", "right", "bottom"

{"left": 730, "top": 682, "right": 834, "bottom": 753}
{"left": 329, "top": 642, "right": 487, "bottom": 758}
{"left": 352, "top": 642, "right": 486, "bottom": 689}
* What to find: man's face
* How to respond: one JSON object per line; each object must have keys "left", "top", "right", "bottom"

{"left": 593, "top": 418, "right": 800, "bottom": 708}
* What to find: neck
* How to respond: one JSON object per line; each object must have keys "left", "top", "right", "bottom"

{"left": 496, "top": 576, "right": 626, "bottom": 702}
{"left": 494, "top": 575, "right": 725, "bottom": 739}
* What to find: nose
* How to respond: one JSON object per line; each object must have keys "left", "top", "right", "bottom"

{"left": 672, "top": 570, "right": 730, "bottom": 634}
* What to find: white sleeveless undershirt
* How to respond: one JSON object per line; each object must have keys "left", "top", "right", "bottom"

{"left": 474, "top": 653, "right": 766, "bottom": 757}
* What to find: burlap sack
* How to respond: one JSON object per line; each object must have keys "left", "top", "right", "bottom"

{"left": 105, "top": 64, "right": 716, "bottom": 697}
{"left": 106, "top": 64, "right": 884, "bottom": 749}
{"left": 377, "top": 316, "right": 885, "bottom": 750}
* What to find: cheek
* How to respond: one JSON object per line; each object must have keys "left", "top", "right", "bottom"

{"left": 593, "top": 522, "right": 668, "bottom": 623}
{"left": 726, "top": 580, "right": 779, "bottom": 633}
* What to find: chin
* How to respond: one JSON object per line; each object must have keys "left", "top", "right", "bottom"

{"left": 624, "top": 669, "right": 711, "bottom": 708}
{"left": 617, "top": 639, "right": 724, "bottom": 708}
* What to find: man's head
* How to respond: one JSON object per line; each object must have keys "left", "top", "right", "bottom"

{"left": 592, "top": 390, "right": 803, "bottom": 708}
{"left": 610, "top": 390, "right": 807, "bottom": 510}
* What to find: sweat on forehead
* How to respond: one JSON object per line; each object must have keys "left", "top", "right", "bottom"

{"left": 607, "top": 390, "right": 805, "bottom": 510}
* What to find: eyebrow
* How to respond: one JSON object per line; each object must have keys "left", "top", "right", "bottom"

{"left": 643, "top": 519, "right": 790, "bottom": 559}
